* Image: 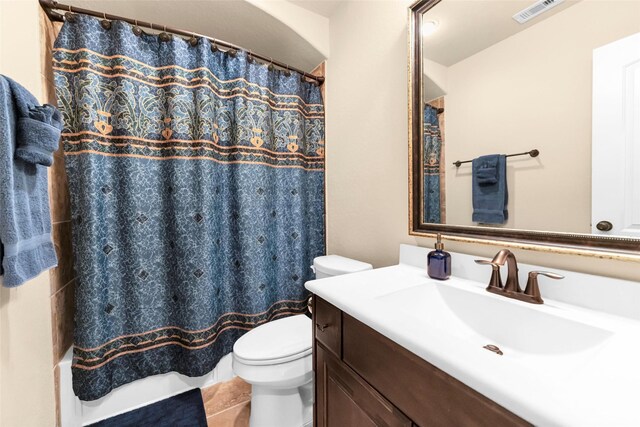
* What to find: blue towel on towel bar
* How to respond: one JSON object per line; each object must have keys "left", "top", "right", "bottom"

{"left": 472, "top": 154, "right": 508, "bottom": 224}
{"left": 0, "top": 75, "right": 61, "bottom": 287}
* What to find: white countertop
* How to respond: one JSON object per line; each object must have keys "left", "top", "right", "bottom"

{"left": 305, "top": 246, "right": 640, "bottom": 426}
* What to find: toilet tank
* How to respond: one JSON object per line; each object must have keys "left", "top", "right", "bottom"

{"left": 313, "top": 255, "right": 373, "bottom": 279}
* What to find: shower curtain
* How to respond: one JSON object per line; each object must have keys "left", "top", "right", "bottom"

{"left": 423, "top": 104, "right": 443, "bottom": 223}
{"left": 53, "top": 15, "right": 325, "bottom": 401}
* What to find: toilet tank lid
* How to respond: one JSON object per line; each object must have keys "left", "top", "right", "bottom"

{"left": 313, "top": 255, "right": 373, "bottom": 276}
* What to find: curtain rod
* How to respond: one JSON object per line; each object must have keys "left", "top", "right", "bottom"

{"left": 38, "top": 0, "right": 325, "bottom": 85}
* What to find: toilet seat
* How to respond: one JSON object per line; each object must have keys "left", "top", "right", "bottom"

{"left": 233, "top": 314, "right": 312, "bottom": 366}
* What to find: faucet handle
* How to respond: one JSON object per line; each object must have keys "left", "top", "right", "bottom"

{"left": 524, "top": 271, "right": 564, "bottom": 304}
{"left": 474, "top": 259, "right": 498, "bottom": 267}
{"left": 530, "top": 271, "right": 565, "bottom": 280}
{"left": 475, "top": 259, "right": 503, "bottom": 290}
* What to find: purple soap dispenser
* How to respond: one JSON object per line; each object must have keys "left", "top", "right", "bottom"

{"left": 427, "top": 234, "right": 451, "bottom": 280}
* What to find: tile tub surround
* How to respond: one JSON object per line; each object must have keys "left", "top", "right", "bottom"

{"left": 306, "top": 244, "right": 640, "bottom": 426}
{"left": 42, "top": 12, "right": 75, "bottom": 370}
{"left": 41, "top": 11, "right": 76, "bottom": 425}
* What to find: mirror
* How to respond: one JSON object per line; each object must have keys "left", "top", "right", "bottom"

{"left": 409, "top": 0, "right": 640, "bottom": 254}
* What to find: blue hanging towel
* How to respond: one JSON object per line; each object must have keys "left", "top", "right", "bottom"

{"left": 472, "top": 154, "right": 508, "bottom": 224}
{"left": 0, "top": 75, "right": 61, "bottom": 287}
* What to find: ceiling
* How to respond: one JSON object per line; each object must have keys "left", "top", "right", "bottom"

{"left": 287, "top": 0, "right": 344, "bottom": 17}
{"left": 63, "top": 0, "right": 326, "bottom": 71}
{"left": 423, "top": 0, "right": 580, "bottom": 66}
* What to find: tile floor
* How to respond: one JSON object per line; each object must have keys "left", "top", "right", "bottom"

{"left": 201, "top": 377, "right": 251, "bottom": 426}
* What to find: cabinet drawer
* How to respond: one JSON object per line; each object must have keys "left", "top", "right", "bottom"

{"left": 342, "top": 314, "right": 530, "bottom": 427}
{"left": 314, "top": 296, "right": 342, "bottom": 357}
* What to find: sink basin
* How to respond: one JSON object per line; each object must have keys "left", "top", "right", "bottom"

{"left": 376, "top": 282, "right": 613, "bottom": 359}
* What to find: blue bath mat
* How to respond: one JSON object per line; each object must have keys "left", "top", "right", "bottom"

{"left": 88, "top": 388, "right": 208, "bottom": 427}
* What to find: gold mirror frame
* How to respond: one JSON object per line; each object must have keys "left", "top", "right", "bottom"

{"left": 408, "top": 0, "right": 640, "bottom": 261}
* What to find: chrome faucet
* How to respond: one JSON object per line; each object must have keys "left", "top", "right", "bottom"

{"left": 475, "top": 249, "right": 563, "bottom": 304}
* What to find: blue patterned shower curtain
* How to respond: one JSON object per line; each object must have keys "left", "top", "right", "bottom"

{"left": 423, "top": 105, "right": 443, "bottom": 223}
{"left": 53, "top": 15, "right": 325, "bottom": 401}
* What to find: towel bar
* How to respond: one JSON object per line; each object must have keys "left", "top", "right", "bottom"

{"left": 453, "top": 149, "right": 539, "bottom": 168}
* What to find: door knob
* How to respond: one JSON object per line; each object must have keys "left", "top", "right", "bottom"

{"left": 596, "top": 221, "right": 613, "bottom": 231}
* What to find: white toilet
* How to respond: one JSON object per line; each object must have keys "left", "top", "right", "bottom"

{"left": 232, "top": 255, "right": 373, "bottom": 427}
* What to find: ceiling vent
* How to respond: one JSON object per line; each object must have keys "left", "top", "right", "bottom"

{"left": 512, "top": 0, "right": 565, "bottom": 24}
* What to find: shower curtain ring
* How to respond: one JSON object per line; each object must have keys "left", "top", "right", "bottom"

{"left": 285, "top": 65, "right": 291, "bottom": 77}
{"left": 211, "top": 40, "right": 218, "bottom": 52}
{"left": 268, "top": 58, "right": 275, "bottom": 72}
{"left": 63, "top": 4, "right": 77, "bottom": 21}
{"left": 189, "top": 33, "right": 198, "bottom": 47}
{"left": 132, "top": 19, "right": 142, "bottom": 36}
{"left": 159, "top": 25, "right": 171, "bottom": 42}
{"left": 100, "top": 12, "right": 111, "bottom": 29}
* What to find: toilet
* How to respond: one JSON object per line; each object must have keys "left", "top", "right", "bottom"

{"left": 232, "top": 255, "right": 373, "bottom": 427}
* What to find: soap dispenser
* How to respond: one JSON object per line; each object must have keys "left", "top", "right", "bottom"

{"left": 427, "top": 234, "right": 451, "bottom": 280}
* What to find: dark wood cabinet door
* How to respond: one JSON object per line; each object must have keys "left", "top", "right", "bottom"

{"left": 316, "top": 344, "right": 412, "bottom": 427}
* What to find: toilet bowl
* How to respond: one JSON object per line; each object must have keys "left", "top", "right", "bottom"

{"left": 232, "top": 255, "right": 372, "bottom": 427}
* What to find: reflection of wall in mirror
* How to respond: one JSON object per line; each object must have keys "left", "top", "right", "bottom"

{"left": 425, "top": 1, "right": 640, "bottom": 234}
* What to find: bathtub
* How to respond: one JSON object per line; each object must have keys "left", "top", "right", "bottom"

{"left": 59, "top": 347, "right": 234, "bottom": 426}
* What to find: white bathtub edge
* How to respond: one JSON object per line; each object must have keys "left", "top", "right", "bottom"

{"left": 59, "top": 347, "right": 234, "bottom": 426}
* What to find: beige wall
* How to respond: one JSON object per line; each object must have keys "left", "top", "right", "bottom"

{"left": 325, "top": 0, "right": 640, "bottom": 283}
{"left": 0, "top": 1, "right": 57, "bottom": 426}
{"left": 325, "top": 0, "right": 416, "bottom": 268}
{"left": 444, "top": 1, "right": 640, "bottom": 233}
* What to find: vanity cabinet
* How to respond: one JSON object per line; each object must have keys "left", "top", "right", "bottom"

{"left": 312, "top": 296, "right": 531, "bottom": 427}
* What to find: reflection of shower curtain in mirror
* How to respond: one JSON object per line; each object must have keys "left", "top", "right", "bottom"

{"left": 423, "top": 103, "right": 444, "bottom": 223}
